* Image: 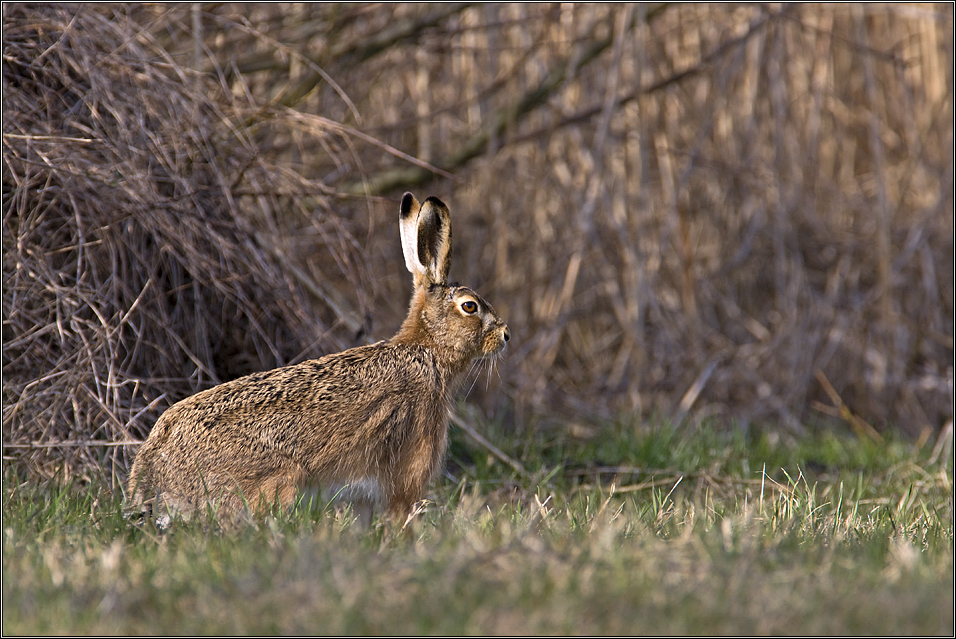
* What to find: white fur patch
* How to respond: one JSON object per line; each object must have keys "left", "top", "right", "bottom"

{"left": 325, "top": 477, "right": 384, "bottom": 504}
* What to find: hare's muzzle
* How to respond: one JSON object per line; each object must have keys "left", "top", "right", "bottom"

{"left": 487, "top": 322, "right": 509, "bottom": 355}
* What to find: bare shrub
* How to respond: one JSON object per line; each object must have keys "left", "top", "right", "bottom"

{"left": 3, "top": 4, "right": 372, "bottom": 482}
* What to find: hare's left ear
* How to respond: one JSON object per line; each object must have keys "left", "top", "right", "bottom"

{"left": 400, "top": 193, "right": 451, "bottom": 288}
{"left": 415, "top": 196, "right": 452, "bottom": 287}
{"left": 399, "top": 192, "right": 422, "bottom": 278}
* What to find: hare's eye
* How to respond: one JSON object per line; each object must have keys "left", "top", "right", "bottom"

{"left": 460, "top": 300, "right": 478, "bottom": 314}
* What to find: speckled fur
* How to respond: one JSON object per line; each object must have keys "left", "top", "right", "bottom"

{"left": 126, "top": 193, "right": 509, "bottom": 524}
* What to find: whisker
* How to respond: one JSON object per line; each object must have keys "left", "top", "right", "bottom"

{"left": 484, "top": 357, "right": 495, "bottom": 391}
{"left": 462, "top": 358, "right": 482, "bottom": 399}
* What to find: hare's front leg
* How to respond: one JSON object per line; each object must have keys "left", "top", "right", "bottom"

{"left": 388, "top": 437, "right": 446, "bottom": 522}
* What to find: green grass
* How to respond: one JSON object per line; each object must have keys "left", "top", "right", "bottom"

{"left": 3, "top": 418, "right": 953, "bottom": 635}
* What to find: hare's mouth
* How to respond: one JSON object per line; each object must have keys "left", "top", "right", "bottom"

{"left": 481, "top": 331, "right": 509, "bottom": 357}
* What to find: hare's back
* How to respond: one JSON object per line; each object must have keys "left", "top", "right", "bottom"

{"left": 150, "top": 341, "right": 443, "bottom": 457}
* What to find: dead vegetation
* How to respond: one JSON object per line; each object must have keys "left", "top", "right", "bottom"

{"left": 3, "top": 4, "right": 953, "bottom": 482}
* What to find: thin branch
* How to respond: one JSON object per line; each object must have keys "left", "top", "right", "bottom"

{"left": 343, "top": 5, "right": 658, "bottom": 195}
{"left": 449, "top": 413, "right": 529, "bottom": 479}
{"left": 343, "top": 3, "right": 793, "bottom": 196}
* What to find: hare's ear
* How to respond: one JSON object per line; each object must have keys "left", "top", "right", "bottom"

{"left": 416, "top": 196, "right": 452, "bottom": 286}
{"left": 399, "top": 192, "right": 422, "bottom": 277}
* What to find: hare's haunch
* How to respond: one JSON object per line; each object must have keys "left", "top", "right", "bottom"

{"left": 126, "top": 193, "right": 509, "bottom": 525}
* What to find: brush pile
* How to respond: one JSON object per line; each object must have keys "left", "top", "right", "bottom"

{"left": 3, "top": 4, "right": 372, "bottom": 481}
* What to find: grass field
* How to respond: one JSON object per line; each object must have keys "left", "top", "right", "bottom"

{"left": 3, "top": 419, "right": 953, "bottom": 635}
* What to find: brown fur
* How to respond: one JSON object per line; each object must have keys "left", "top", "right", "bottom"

{"left": 126, "top": 193, "right": 509, "bottom": 525}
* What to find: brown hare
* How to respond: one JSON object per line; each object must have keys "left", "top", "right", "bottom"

{"left": 126, "top": 193, "right": 509, "bottom": 526}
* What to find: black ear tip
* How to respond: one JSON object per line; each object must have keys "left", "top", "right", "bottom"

{"left": 423, "top": 196, "right": 446, "bottom": 209}
{"left": 400, "top": 192, "right": 416, "bottom": 218}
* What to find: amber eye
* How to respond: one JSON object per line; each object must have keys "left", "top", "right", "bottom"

{"left": 460, "top": 300, "right": 478, "bottom": 314}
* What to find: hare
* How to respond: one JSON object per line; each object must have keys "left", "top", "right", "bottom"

{"left": 126, "top": 193, "right": 509, "bottom": 526}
